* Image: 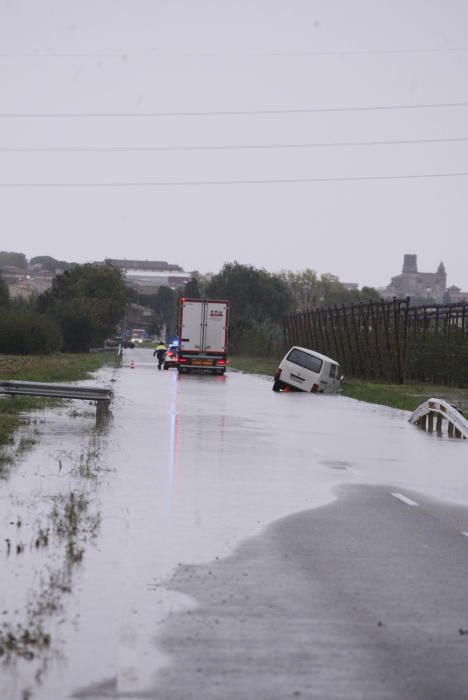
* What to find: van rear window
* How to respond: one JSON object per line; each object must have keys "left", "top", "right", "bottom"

{"left": 287, "top": 348, "right": 323, "bottom": 373}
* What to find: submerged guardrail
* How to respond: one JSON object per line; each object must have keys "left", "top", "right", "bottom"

{"left": 408, "top": 398, "right": 468, "bottom": 439}
{"left": 0, "top": 380, "right": 113, "bottom": 417}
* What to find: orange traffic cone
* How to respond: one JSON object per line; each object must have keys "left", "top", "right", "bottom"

{"left": 130, "top": 360, "right": 135, "bottom": 369}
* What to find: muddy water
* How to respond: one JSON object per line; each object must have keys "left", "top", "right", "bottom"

{"left": 1, "top": 348, "right": 467, "bottom": 699}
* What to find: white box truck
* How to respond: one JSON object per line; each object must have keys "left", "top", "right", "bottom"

{"left": 178, "top": 298, "right": 229, "bottom": 374}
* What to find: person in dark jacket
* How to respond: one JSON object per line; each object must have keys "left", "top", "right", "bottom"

{"left": 153, "top": 341, "right": 167, "bottom": 370}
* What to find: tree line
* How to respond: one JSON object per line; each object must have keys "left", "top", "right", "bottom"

{"left": 0, "top": 263, "right": 131, "bottom": 354}
{"left": 139, "top": 263, "right": 380, "bottom": 357}
{"left": 0, "top": 257, "right": 380, "bottom": 356}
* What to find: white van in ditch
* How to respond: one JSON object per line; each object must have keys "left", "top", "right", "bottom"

{"left": 273, "top": 346, "right": 342, "bottom": 393}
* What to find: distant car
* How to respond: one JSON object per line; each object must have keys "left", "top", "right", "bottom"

{"left": 104, "top": 335, "right": 135, "bottom": 348}
{"left": 130, "top": 329, "right": 147, "bottom": 344}
{"left": 105, "top": 336, "right": 135, "bottom": 349}
{"left": 163, "top": 344, "right": 179, "bottom": 370}
{"left": 273, "top": 346, "right": 342, "bottom": 393}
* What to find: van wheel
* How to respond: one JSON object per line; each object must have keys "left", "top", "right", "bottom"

{"left": 272, "top": 380, "right": 282, "bottom": 392}
{"left": 163, "top": 363, "right": 169, "bottom": 370}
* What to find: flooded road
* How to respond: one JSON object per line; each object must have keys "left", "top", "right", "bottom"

{"left": 1, "top": 347, "right": 467, "bottom": 699}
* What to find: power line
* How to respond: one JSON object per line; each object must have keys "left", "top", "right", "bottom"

{"left": 1, "top": 171, "right": 468, "bottom": 188}
{"left": 2, "top": 47, "right": 468, "bottom": 59}
{"left": 2, "top": 101, "right": 468, "bottom": 119}
{"left": 1, "top": 136, "right": 468, "bottom": 153}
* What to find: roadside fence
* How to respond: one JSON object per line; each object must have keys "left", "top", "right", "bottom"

{"left": 284, "top": 299, "right": 468, "bottom": 386}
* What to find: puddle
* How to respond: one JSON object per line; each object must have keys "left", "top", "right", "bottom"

{"left": 0, "top": 365, "right": 115, "bottom": 700}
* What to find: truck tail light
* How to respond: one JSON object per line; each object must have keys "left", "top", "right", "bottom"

{"left": 179, "top": 357, "right": 188, "bottom": 363}
{"left": 311, "top": 383, "right": 319, "bottom": 393}
{"left": 216, "top": 360, "right": 226, "bottom": 365}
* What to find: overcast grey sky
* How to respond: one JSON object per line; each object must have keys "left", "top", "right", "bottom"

{"left": 1, "top": 0, "right": 468, "bottom": 289}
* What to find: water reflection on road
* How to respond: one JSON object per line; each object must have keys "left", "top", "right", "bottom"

{"left": 1, "top": 348, "right": 467, "bottom": 698}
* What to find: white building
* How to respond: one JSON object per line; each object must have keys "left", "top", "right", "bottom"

{"left": 103, "top": 259, "right": 193, "bottom": 292}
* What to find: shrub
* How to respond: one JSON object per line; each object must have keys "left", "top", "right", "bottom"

{"left": 0, "top": 312, "right": 62, "bottom": 355}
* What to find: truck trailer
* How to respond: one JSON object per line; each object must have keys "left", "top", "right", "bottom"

{"left": 177, "top": 298, "right": 229, "bottom": 375}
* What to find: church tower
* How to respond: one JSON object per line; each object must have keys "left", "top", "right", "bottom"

{"left": 384, "top": 255, "right": 448, "bottom": 301}
{"left": 402, "top": 254, "right": 418, "bottom": 274}
{"left": 437, "top": 261, "right": 447, "bottom": 295}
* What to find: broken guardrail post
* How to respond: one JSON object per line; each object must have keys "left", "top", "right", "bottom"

{"left": 408, "top": 398, "right": 468, "bottom": 440}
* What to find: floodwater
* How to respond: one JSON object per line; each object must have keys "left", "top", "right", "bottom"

{"left": 0, "top": 348, "right": 467, "bottom": 699}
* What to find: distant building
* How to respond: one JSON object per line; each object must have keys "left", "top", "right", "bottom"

{"left": 0, "top": 264, "right": 55, "bottom": 299}
{"left": 101, "top": 259, "right": 193, "bottom": 293}
{"left": 382, "top": 254, "right": 447, "bottom": 302}
{"left": 445, "top": 285, "right": 468, "bottom": 303}
{"left": 7, "top": 275, "right": 54, "bottom": 299}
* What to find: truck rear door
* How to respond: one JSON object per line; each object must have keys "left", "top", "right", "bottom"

{"left": 204, "top": 302, "right": 228, "bottom": 352}
{"left": 180, "top": 300, "right": 204, "bottom": 351}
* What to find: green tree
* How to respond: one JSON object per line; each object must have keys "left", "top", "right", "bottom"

{"left": 0, "top": 251, "right": 27, "bottom": 269}
{"left": 30, "top": 255, "right": 75, "bottom": 272}
{"left": 206, "top": 262, "right": 293, "bottom": 355}
{"left": 207, "top": 262, "right": 292, "bottom": 324}
{"left": 0, "top": 311, "right": 62, "bottom": 355}
{"left": 282, "top": 270, "right": 351, "bottom": 307}
{"left": 0, "top": 274, "right": 9, "bottom": 307}
{"left": 156, "top": 286, "right": 178, "bottom": 338}
{"left": 360, "top": 286, "right": 381, "bottom": 302}
{"left": 133, "top": 286, "right": 178, "bottom": 339}
{"left": 317, "top": 273, "right": 345, "bottom": 305}
{"left": 282, "top": 269, "right": 382, "bottom": 308}
{"left": 183, "top": 276, "right": 203, "bottom": 298}
{"left": 280, "top": 269, "right": 320, "bottom": 310}
{"left": 36, "top": 263, "right": 131, "bottom": 351}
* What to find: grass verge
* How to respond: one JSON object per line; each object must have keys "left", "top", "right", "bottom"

{"left": 229, "top": 355, "right": 468, "bottom": 414}
{"left": 0, "top": 352, "right": 120, "bottom": 449}
{"left": 0, "top": 352, "right": 120, "bottom": 382}
{"left": 229, "top": 355, "right": 279, "bottom": 377}
{"left": 340, "top": 381, "right": 468, "bottom": 413}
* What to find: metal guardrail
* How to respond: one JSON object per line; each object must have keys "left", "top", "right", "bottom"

{"left": 0, "top": 380, "right": 113, "bottom": 415}
{"left": 408, "top": 398, "right": 468, "bottom": 439}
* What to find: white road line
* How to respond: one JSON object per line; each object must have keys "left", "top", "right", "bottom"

{"left": 461, "top": 532, "right": 468, "bottom": 538}
{"left": 391, "top": 492, "right": 419, "bottom": 507}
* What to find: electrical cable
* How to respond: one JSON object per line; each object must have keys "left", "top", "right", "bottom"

{"left": 1, "top": 171, "right": 468, "bottom": 188}
{"left": 1, "top": 136, "right": 468, "bottom": 153}
{"left": 2, "top": 101, "right": 468, "bottom": 119}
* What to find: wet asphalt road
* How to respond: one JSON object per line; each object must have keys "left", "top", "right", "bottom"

{"left": 2, "top": 347, "right": 468, "bottom": 699}
{"left": 153, "top": 486, "right": 468, "bottom": 700}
